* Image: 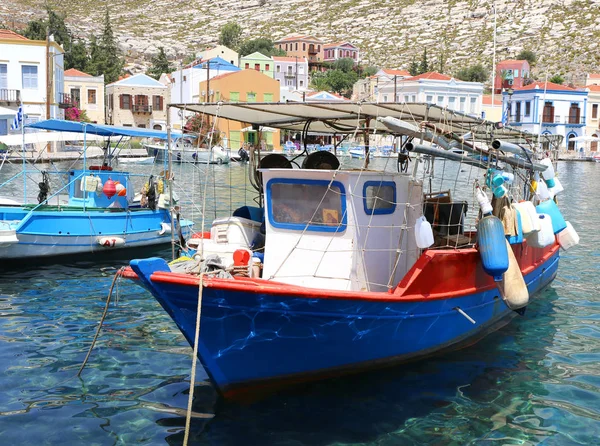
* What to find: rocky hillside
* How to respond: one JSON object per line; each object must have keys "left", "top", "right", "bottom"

{"left": 2, "top": 0, "right": 600, "bottom": 83}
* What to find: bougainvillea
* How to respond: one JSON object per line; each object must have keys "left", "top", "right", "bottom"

{"left": 184, "top": 113, "right": 221, "bottom": 146}
{"left": 65, "top": 107, "right": 90, "bottom": 122}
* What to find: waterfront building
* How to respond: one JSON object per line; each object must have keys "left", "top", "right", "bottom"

{"left": 105, "top": 73, "right": 169, "bottom": 130}
{"left": 199, "top": 69, "right": 280, "bottom": 150}
{"left": 273, "top": 56, "right": 309, "bottom": 90}
{"left": 168, "top": 57, "right": 240, "bottom": 128}
{"left": 274, "top": 35, "right": 325, "bottom": 71}
{"left": 239, "top": 52, "right": 275, "bottom": 78}
{"left": 494, "top": 59, "right": 530, "bottom": 94}
{"left": 585, "top": 85, "right": 600, "bottom": 152}
{"left": 0, "top": 30, "right": 64, "bottom": 136}
{"left": 323, "top": 42, "right": 360, "bottom": 65}
{"left": 197, "top": 45, "right": 239, "bottom": 67}
{"left": 63, "top": 68, "right": 104, "bottom": 124}
{"left": 481, "top": 94, "right": 503, "bottom": 122}
{"left": 501, "top": 81, "right": 587, "bottom": 151}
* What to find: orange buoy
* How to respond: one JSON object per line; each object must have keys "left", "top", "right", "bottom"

{"left": 103, "top": 178, "right": 117, "bottom": 198}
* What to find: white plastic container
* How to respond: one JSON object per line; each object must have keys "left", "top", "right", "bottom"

{"left": 536, "top": 180, "right": 551, "bottom": 201}
{"left": 548, "top": 177, "right": 564, "bottom": 197}
{"left": 540, "top": 158, "right": 556, "bottom": 188}
{"left": 476, "top": 188, "right": 493, "bottom": 215}
{"left": 415, "top": 215, "right": 434, "bottom": 249}
{"left": 557, "top": 221, "right": 580, "bottom": 250}
{"left": 513, "top": 201, "right": 540, "bottom": 235}
{"left": 526, "top": 213, "right": 555, "bottom": 248}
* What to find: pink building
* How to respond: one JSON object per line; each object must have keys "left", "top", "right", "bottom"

{"left": 494, "top": 59, "right": 530, "bottom": 94}
{"left": 323, "top": 42, "right": 360, "bottom": 64}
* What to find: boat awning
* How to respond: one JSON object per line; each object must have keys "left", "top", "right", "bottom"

{"left": 0, "top": 131, "right": 106, "bottom": 146}
{"left": 168, "top": 101, "right": 564, "bottom": 146}
{"left": 26, "top": 119, "right": 188, "bottom": 139}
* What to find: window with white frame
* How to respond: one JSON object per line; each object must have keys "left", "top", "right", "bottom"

{"left": 0, "top": 64, "right": 7, "bottom": 89}
{"left": 459, "top": 97, "right": 466, "bottom": 112}
{"left": 449, "top": 97, "right": 456, "bottom": 109}
{"left": 437, "top": 95, "right": 444, "bottom": 105}
{"left": 22, "top": 65, "right": 38, "bottom": 89}
{"left": 404, "top": 95, "right": 410, "bottom": 102}
{"left": 383, "top": 95, "right": 388, "bottom": 102}
{"left": 470, "top": 97, "right": 477, "bottom": 113}
{"left": 426, "top": 95, "right": 433, "bottom": 103}
{"left": 411, "top": 95, "right": 416, "bottom": 102}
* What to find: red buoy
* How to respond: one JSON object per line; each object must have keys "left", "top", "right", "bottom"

{"left": 103, "top": 178, "right": 117, "bottom": 198}
{"left": 233, "top": 249, "right": 251, "bottom": 266}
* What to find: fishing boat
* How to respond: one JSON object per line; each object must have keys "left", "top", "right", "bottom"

{"left": 122, "top": 102, "right": 576, "bottom": 399}
{"left": 0, "top": 119, "right": 194, "bottom": 265}
{"left": 146, "top": 137, "right": 230, "bottom": 164}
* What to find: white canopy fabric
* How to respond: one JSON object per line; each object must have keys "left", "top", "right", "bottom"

{"left": 240, "top": 126, "right": 277, "bottom": 133}
{"left": 569, "top": 135, "right": 600, "bottom": 142}
{"left": 0, "top": 131, "right": 107, "bottom": 146}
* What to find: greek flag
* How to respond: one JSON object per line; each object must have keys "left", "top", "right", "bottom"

{"left": 501, "top": 104, "right": 509, "bottom": 125}
{"left": 10, "top": 105, "right": 23, "bottom": 131}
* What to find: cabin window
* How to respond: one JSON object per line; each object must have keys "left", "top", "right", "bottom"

{"left": 267, "top": 179, "right": 347, "bottom": 233}
{"left": 363, "top": 181, "right": 396, "bottom": 215}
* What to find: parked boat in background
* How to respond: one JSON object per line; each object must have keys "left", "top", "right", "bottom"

{"left": 122, "top": 102, "right": 574, "bottom": 399}
{"left": 145, "top": 137, "right": 230, "bottom": 164}
{"left": 0, "top": 120, "right": 194, "bottom": 265}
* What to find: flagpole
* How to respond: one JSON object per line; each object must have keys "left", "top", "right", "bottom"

{"left": 21, "top": 110, "right": 26, "bottom": 203}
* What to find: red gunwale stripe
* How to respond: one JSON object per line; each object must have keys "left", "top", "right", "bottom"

{"left": 123, "top": 243, "right": 559, "bottom": 302}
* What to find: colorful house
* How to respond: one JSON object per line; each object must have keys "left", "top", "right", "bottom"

{"left": 64, "top": 68, "right": 105, "bottom": 124}
{"left": 274, "top": 35, "right": 325, "bottom": 71}
{"left": 105, "top": 73, "right": 169, "bottom": 130}
{"left": 0, "top": 30, "right": 64, "bottom": 137}
{"left": 273, "top": 56, "right": 309, "bottom": 90}
{"left": 169, "top": 56, "right": 240, "bottom": 128}
{"left": 323, "top": 42, "right": 360, "bottom": 64}
{"left": 239, "top": 52, "right": 274, "bottom": 78}
{"left": 501, "top": 81, "right": 587, "bottom": 151}
{"left": 494, "top": 59, "right": 531, "bottom": 94}
{"left": 351, "top": 69, "right": 411, "bottom": 102}
{"left": 199, "top": 70, "right": 281, "bottom": 151}
{"left": 481, "top": 94, "right": 503, "bottom": 122}
{"left": 197, "top": 45, "right": 239, "bottom": 67}
{"left": 585, "top": 85, "right": 600, "bottom": 152}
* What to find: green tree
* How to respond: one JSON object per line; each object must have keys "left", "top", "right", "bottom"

{"left": 238, "top": 38, "right": 285, "bottom": 57}
{"left": 360, "top": 65, "right": 378, "bottom": 78}
{"left": 418, "top": 49, "right": 429, "bottom": 74}
{"left": 68, "top": 39, "right": 89, "bottom": 71}
{"left": 455, "top": 64, "right": 488, "bottom": 82}
{"left": 332, "top": 57, "right": 355, "bottom": 73}
{"left": 23, "top": 18, "right": 46, "bottom": 40}
{"left": 97, "top": 9, "right": 124, "bottom": 83}
{"left": 218, "top": 22, "right": 242, "bottom": 50}
{"left": 408, "top": 58, "right": 420, "bottom": 76}
{"left": 516, "top": 49, "right": 537, "bottom": 66}
{"left": 549, "top": 74, "right": 564, "bottom": 84}
{"left": 147, "top": 47, "right": 173, "bottom": 79}
{"left": 85, "top": 34, "right": 101, "bottom": 75}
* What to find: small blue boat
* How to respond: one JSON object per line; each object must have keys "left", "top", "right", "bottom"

{"left": 0, "top": 120, "right": 194, "bottom": 265}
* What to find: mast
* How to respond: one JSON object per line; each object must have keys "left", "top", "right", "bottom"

{"left": 167, "top": 106, "right": 175, "bottom": 260}
{"left": 491, "top": 1, "right": 497, "bottom": 107}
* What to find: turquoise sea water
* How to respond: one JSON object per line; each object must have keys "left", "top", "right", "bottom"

{"left": 0, "top": 159, "right": 598, "bottom": 445}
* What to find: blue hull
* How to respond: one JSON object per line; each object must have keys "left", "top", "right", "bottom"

{"left": 130, "top": 248, "right": 559, "bottom": 398}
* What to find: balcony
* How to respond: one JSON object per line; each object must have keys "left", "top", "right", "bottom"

{"left": 132, "top": 104, "right": 152, "bottom": 113}
{"left": 284, "top": 73, "right": 296, "bottom": 79}
{"left": 542, "top": 115, "right": 585, "bottom": 125}
{"left": 59, "top": 93, "right": 79, "bottom": 109}
{"left": 308, "top": 45, "right": 318, "bottom": 55}
{"left": 0, "top": 89, "right": 21, "bottom": 105}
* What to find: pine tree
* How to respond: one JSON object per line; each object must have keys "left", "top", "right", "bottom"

{"left": 147, "top": 47, "right": 173, "bottom": 79}
{"left": 408, "top": 58, "right": 420, "bottom": 76}
{"left": 85, "top": 35, "right": 102, "bottom": 76}
{"left": 97, "top": 9, "right": 124, "bottom": 83}
{"left": 419, "top": 49, "right": 429, "bottom": 74}
{"left": 68, "top": 39, "right": 89, "bottom": 71}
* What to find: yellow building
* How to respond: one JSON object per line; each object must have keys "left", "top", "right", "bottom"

{"left": 200, "top": 69, "right": 281, "bottom": 151}
{"left": 64, "top": 68, "right": 105, "bottom": 124}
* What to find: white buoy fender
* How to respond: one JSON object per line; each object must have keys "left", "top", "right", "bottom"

{"left": 497, "top": 239, "right": 529, "bottom": 310}
{"left": 97, "top": 236, "right": 126, "bottom": 248}
{"left": 0, "top": 229, "right": 19, "bottom": 247}
{"left": 158, "top": 222, "right": 172, "bottom": 236}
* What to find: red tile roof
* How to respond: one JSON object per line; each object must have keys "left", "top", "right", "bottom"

{"left": 587, "top": 73, "right": 600, "bottom": 79}
{"left": 64, "top": 68, "right": 92, "bottom": 77}
{"left": 410, "top": 71, "right": 452, "bottom": 81}
{"left": 586, "top": 85, "right": 600, "bottom": 92}
{"left": 324, "top": 42, "right": 356, "bottom": 49}
{"left": 514, "top": 81, "right": 577, "bottom": 92}
{"left": 208, "top": 71, "right": 236, "bottom": 82}
{"left": 0, "top": 29, "right": 28, "bottom": 40}
{"left": 380, "top": 69, "right": 411, "bottom": 77}
{"left": 275, "top": 35, "right": 322, "bottom": 43}
{"left": 482, "top": 95, "right": 502, "bottom": 106}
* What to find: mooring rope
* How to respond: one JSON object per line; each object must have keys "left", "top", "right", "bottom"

{"left": 77, "top": 267, "right": 124, "bottom": 377}
{"left": 183, "top": 273, "right": 205, "bottom": 446}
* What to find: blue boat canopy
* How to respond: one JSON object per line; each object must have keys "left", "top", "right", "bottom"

{"left": 26, "top": 119, "right": 189, "bottom": 140}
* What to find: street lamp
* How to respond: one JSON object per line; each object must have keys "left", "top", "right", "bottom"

{"left": 506, "top": 87, "right": 514, "bottom": 125}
